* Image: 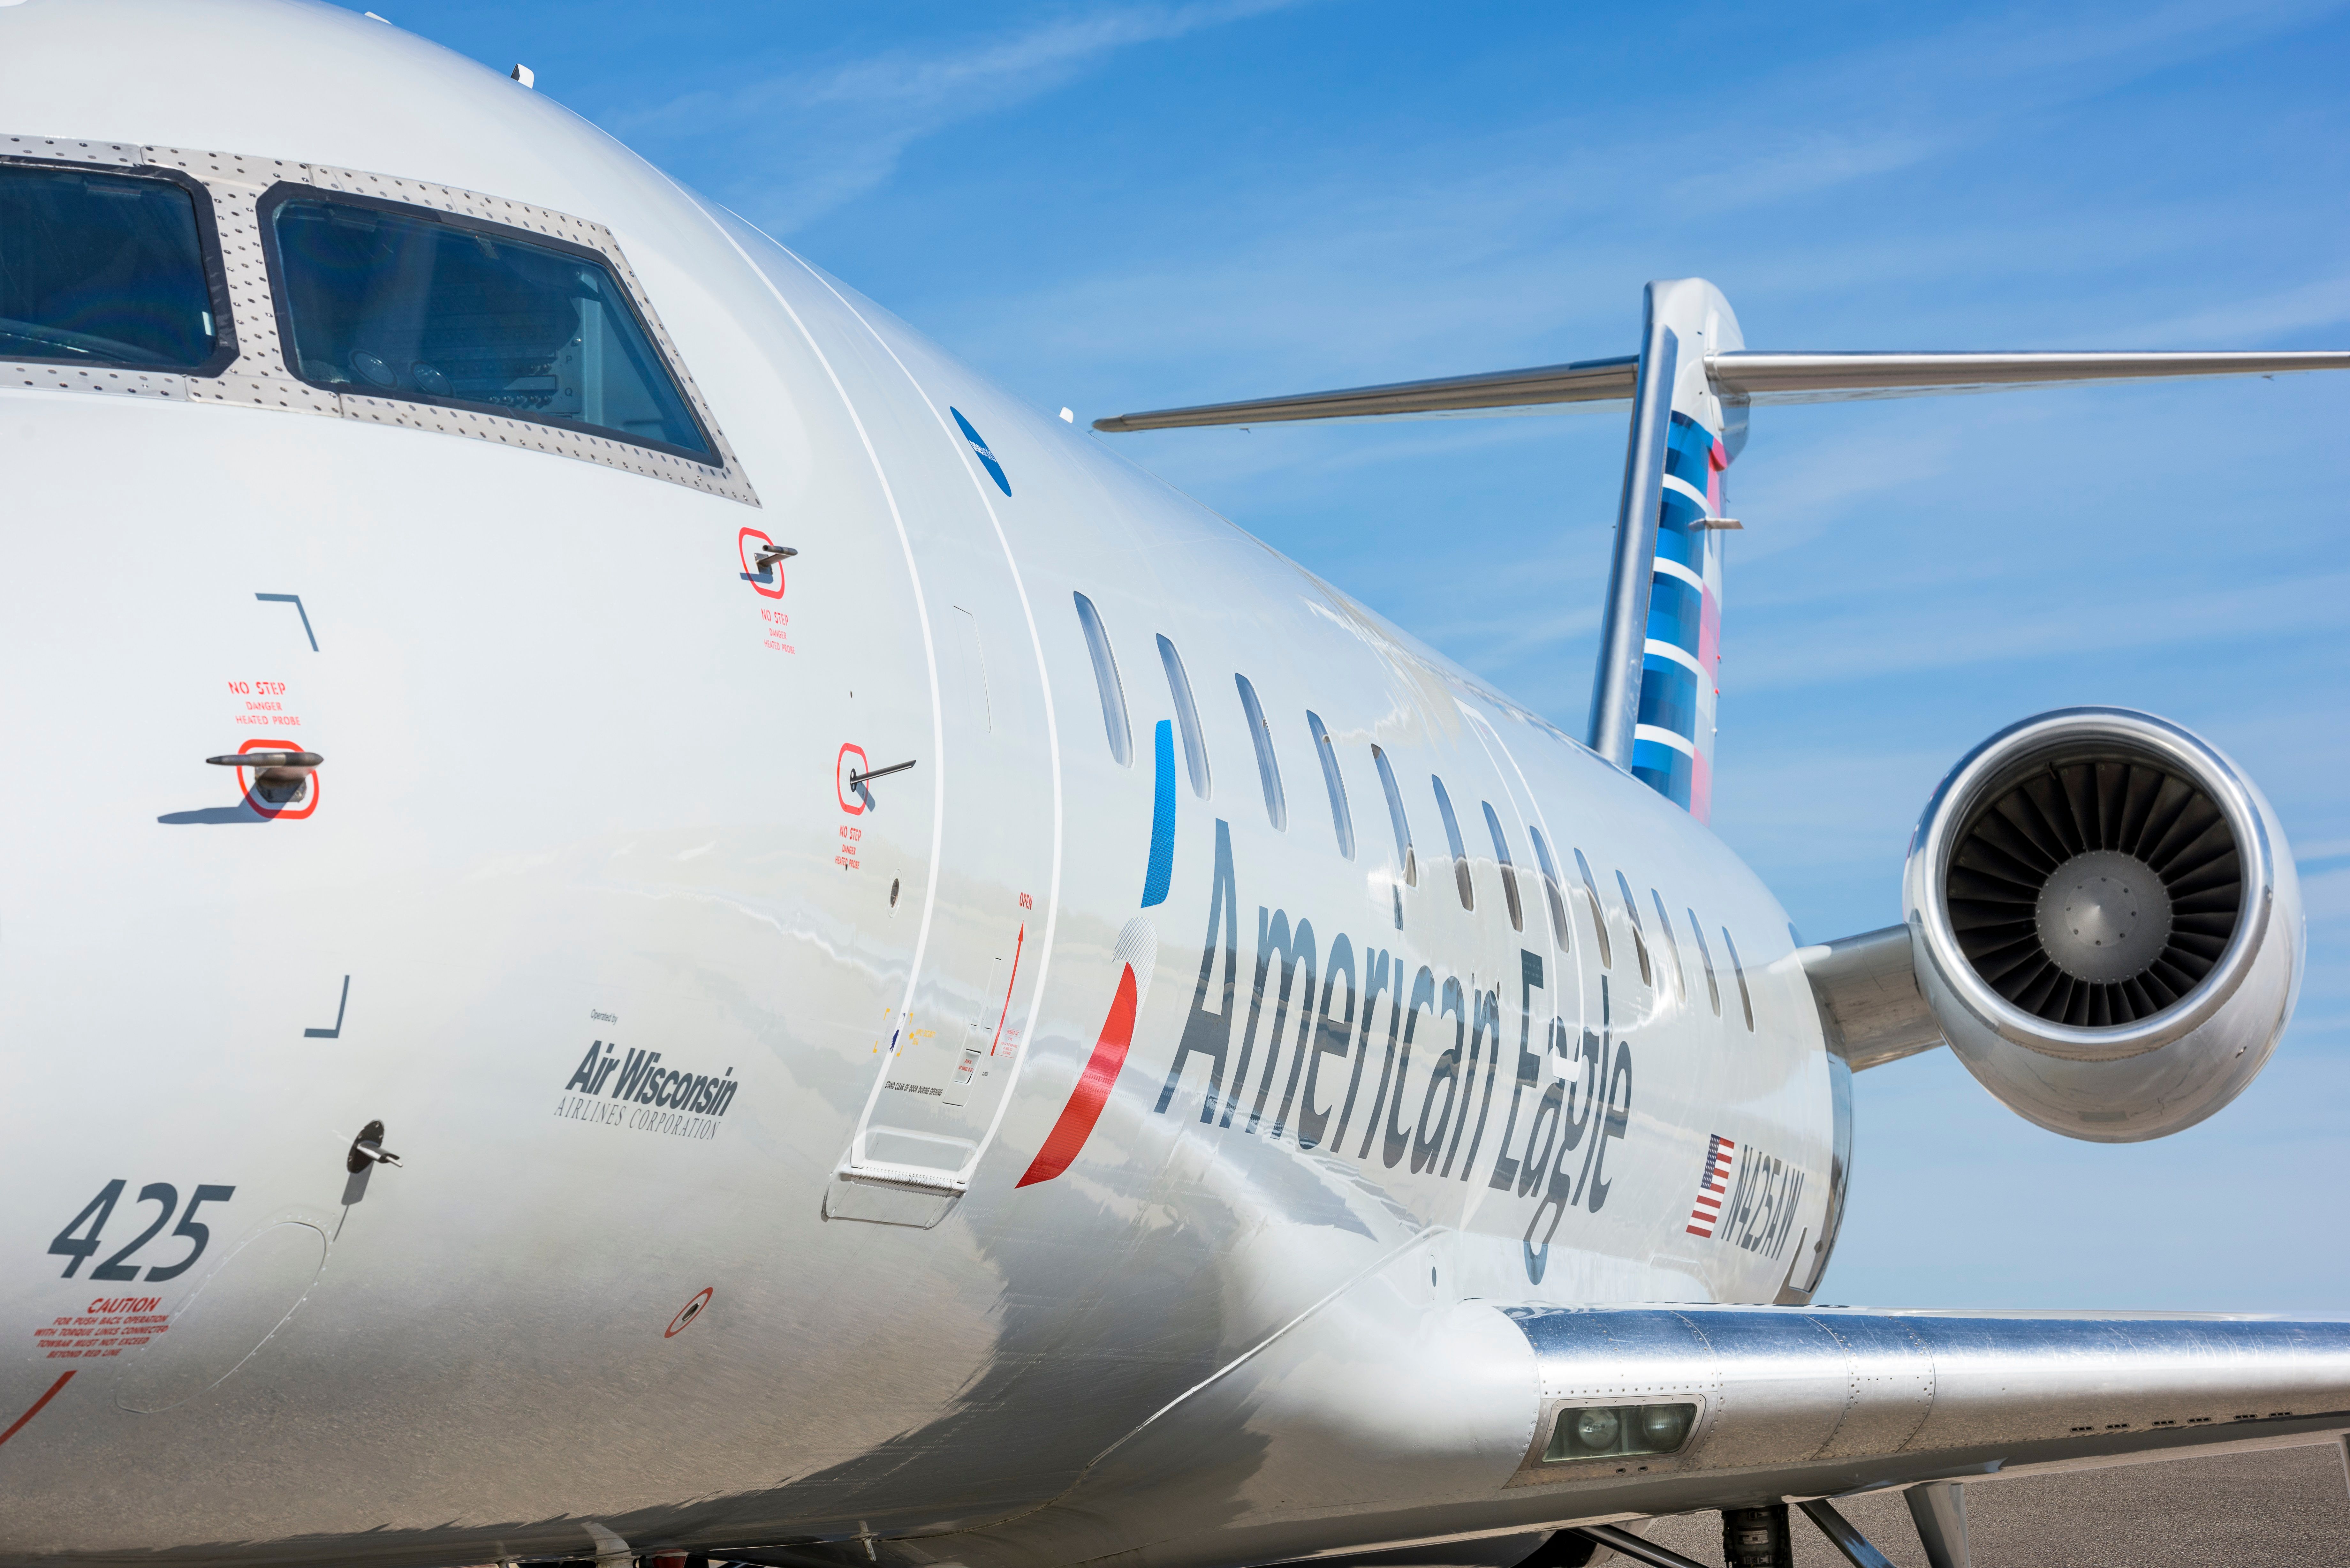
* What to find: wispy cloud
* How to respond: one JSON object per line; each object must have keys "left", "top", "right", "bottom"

{"left": 1732, "top": 570, "right": 2350, "bottom": 692}
{"left": 613, "top": 0, "right": 1306, "bottom": 230}
{"left": 1668, "top": 132, "right": 1949, "bottom": 212}
{"left": 2120, "top": 275, "right": 2350, "bottom": 344}
{"left": 923, "top": 0, "right": 2350, "bottom": 418}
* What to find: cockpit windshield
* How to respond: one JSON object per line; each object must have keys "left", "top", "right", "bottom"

{"left": 0, "top": 164, "right": 219, "bottom": 369}
{"left": 265, "top": 192, "right": 713, "bottom": 460}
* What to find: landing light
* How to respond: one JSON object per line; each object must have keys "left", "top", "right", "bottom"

{"left": 1541, "top": 1401, "right": 1696, "bottom": 1463}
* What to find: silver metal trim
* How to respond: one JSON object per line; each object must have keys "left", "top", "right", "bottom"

{"left": 1781, "top": 1052, "right": 1852, "bottom": 1306}
{"left": 1905, "top": 707, "right": 2273, "bottom": 1062}
{"left": 0, "top": 134, "right": 140, "bottom": 166}
{"left": 1088, "top": 347, "right": 2350, "bottom": 433}
{"left": 1802, "top": 925, "right": 1944, "bottom": 1070}
{"left": 1090, "top": 356, "right": 1638, "bottom": 431}
{"left": 1572, "top": 1525, "right": 1712, "bottom": 1568}
{"left": 1707, "top": 349, "right": 2350, "bottom": 402}
{"left": 0, "top": 134, "right": 759, "bottom": 505}
{"left": 1585, "top": 291, "right": 1676, "bottom": 769}
{"left": 1503, "top": 1305, "right": 2350, "bottom": 1491}
{"left": 1904, "top": 1481, "right": 1969, "bottom": 1568}
{"left": 1798, "top": 1499, "right": 1898, "bottom": 1568}
{"left": 834, "top": 1163, "right": 969, "bottom": 1196}
{"left": 270, "top": 162, "right": 759, "bottom": 504}
{"left": 0, "top": 362, "right": 188, "bottom": 400}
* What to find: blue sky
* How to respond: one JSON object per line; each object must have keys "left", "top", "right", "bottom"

{"left": 371, "top": 0, "right": 2348, "bottom": 1310}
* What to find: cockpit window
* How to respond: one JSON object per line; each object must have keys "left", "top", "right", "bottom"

{"left": 263, "top": 191, "right": 713, "bottom": 461}
{"left": 0, "top": 164, "right": 222, "bottom": 370}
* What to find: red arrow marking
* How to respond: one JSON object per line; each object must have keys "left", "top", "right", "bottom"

{"left": 989, "top": 924, "right": 1025, "bottom": 1056}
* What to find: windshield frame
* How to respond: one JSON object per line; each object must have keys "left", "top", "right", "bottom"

{"left": 0, "top": 156, "right": 239, "bottom": 378}
{"left": 254, "top": 182, "right": 720, "bottom": 466}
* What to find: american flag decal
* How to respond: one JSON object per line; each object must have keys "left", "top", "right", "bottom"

{"left": 1686, "top": 1134, "right": 1736, "bottom": 1238}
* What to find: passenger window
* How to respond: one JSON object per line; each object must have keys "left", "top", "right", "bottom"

{"left": 1072, "top": 592, "right": 1132, "bottom": 765}
{"left": 1527, "top": 825, "right": 1572, "bottom": 952}
{"left": 1234, "top": 674, "right": 1286, "bottom": 830}
{"left": 1431, "top": 775, "right": 1474, "bottom": 911}
{"left": 264, "top": 191, "right": 713, "bottom": 458}
{"left": 1482, "top": 803, "right": 1523, "bottom": 931}
{"left": 1372, "top": 746, "right": 1417, "bottom": 887}
{"left": 1650, "top": 890, "right": 1685, "bottom": 1001}
{"left": 1306, "top": 712, "right": 1354, "bottom": 859}
{"left": 1156, "top": 635, "right": 1210, "bottom": 798}
{"left": 1615, "top": 871, "right": 1654, "bottom": 986}
{"left": 1572, "top": 848, "right": 1613, "bottom": 968}
{"left": 0, "top": 164, "right": 222, "bottom": 370}
{"left": 1686, "top": 909, "right": 1722, "bottom": 1017}
{"left": 1722, "top": 927, "right": 1755, "bottom": 1031}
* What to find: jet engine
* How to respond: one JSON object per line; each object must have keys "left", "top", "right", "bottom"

{"left": 1900, "top": 707, "right": 2302, "bottom": 1142}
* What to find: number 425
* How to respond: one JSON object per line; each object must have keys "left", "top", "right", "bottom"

{"left": 49, "top": 1181, "right": 235, "bottom": 1283}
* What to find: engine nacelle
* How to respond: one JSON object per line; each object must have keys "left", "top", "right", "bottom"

{"left": 1902, "top": 707, "right": 2303, "bottom": 1142}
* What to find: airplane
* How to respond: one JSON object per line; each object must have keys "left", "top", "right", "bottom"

{"left": 0, "top": 5, "right": 2343, "bottom": 1568}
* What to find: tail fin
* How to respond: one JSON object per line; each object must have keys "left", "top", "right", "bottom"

{"left": 1597, "top": 279, "right": 1743, "bottom": 823}
{"left": 1639, "top": 404, "right": 1733, "bottom": 819}
{"left": 1091, "top": 285, "right": 2350, "bottom": 821}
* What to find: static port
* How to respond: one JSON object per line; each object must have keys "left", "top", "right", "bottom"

{"left": 253, "top": 766, "right": 310, "bottom": 805}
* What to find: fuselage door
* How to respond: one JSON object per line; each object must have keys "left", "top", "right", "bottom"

{"left": 830, "top": 399, "right": 1054, "bottom": 1221}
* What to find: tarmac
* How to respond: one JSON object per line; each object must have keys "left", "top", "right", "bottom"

{"left": 1635, "top": 1441, "right": 2350, "bottom": 1567}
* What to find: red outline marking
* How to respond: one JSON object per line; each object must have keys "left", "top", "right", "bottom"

{"left": 0, "top": 1371, "right": 74, "bottom": 1448}
{"left": 1016, "top": 964, "right": 1138, "bottom": 1188}
{"left": 236, "top": 737, "right": 320, "bottom": 820}
{"left": 738, "top": 528, "right": 786, "bottom": 599}
{"left": 664, "top": 1287, "right": 714, "bottom": 1338}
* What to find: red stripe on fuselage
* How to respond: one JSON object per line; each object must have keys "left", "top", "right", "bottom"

{"left": 1016, "top": 964, "right": 1139, "bottom": 1187}
{"left": 0, "top": 1371, "right": 74, "bottom": 1448}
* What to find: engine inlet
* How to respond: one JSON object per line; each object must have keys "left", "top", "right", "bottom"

{"left": 1904, "top": 706, "right": 2299, "bottom": 1140}
{"left": 1948, "top": 756, "right": 2243, "bottom": 1028}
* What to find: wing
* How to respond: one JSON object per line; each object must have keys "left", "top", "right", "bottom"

{"left": 926, "top": 1302, "right": 2350, "bottom": 1568}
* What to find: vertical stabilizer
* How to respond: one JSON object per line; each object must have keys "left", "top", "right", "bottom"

{"left": 1094, "top": 282, "right": 2350, "bottom": 826}
{"left": 1591, "top": 278, "right": 1743, "bottom": 822}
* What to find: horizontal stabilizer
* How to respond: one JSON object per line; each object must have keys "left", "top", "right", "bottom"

{"left": 1090, "top": 356, "right": 1637, "bottom": 431}
{"left": 1094, "top": 348, "right": 2350, "bottom": 431}
{"left": 1712, "top": 348, "right": 2350, "bottom": 402}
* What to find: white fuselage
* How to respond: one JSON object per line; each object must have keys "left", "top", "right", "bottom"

{"left": 0, "top": 5, "right": 1834, "bottom": 1563}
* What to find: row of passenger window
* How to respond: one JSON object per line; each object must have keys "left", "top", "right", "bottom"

{"left": 0, "top": 160, "right": 713, "bottom": 459}
{"left": 1073, "top": 593, "right": 1755, "bottom": 1030}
